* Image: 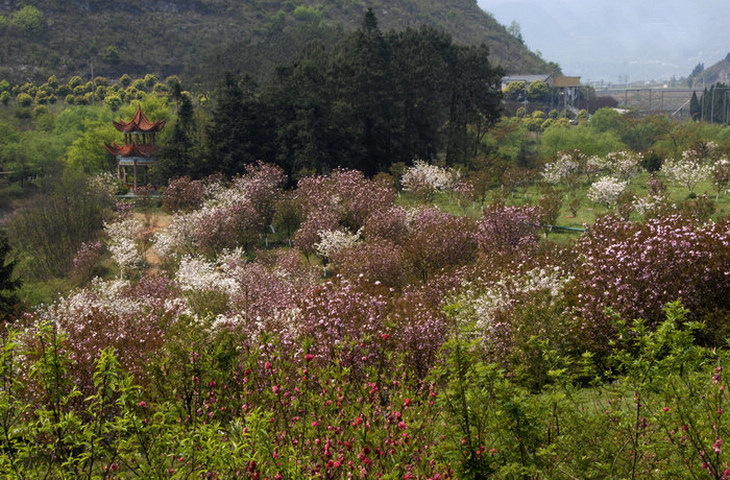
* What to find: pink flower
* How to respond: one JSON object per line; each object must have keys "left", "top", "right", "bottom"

{"left": 139, "top": 401, "right": 146, "bottom": 408}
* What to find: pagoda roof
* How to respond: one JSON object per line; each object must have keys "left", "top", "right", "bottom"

{"left": 104, "top": 142, "right": 158, "bottom": 158}
{"left": 112, "top": 105, "right": 166, "bottom": 133}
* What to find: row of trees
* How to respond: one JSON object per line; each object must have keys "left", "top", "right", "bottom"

{"left": 2, "top": 72, "right": 180, "bottom": 110}
{"left": 690, "top": 82, "right": 730, "bottom": 124}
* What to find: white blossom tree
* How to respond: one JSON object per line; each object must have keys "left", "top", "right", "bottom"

{"left": 587, "top": 176, "right": 628, "bottom": 209}
{"left": 662, "top": 156, "right": 713, "bottom": 194}
{"left": 401, "top": 160, "right": 460, "bottom": 202}
{"left": 105, "top": 216, "right": 143, "bottom": 278}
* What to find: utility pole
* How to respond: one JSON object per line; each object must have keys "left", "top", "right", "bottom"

{"left": 91, "top": 58, "right": 95, "bottom": 104}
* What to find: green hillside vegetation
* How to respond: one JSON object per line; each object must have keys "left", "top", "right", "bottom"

{"left": 688, "top": 53, "right": 730, "bottom": 88}
{"left": 0, "top": 0, "right": 551, "bottom": 87}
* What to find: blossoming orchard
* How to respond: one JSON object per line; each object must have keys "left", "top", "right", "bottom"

{"left": 3, "top": 141, "right": 730, "bottom": 478}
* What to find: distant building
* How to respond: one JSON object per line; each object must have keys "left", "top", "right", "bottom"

{"left": 104, "top": 105, "right": 166, "bottom": 191}
{"left": 552, "top": 76, "right": 581, "bottom": 108}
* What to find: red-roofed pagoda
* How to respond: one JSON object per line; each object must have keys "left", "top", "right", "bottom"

{"left": 104, "top": 105, "right": 166, "bottom": 190}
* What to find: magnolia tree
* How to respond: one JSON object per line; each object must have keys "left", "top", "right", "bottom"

{"left": 604, "top": 150, "right": 643, "bottom": 181}
{"left": 314, "top": 228, "right": 362, "bottom": 277}
{"left": 587, "top": 176, "right": 628, "bottom": 209}
{"left": 569, "top": 214, "right": 730, "bottom": 351}
{"left": 449, "top": 264, "right": 574, "bottom": 362}
{"left": 104, "top": 215, "right": 143, "bottom": 278}
{"left": 155, "top": 165, "right": 287, "bottom": 259}
{"left": 713, "top": 157, "right": 730, "bottom": 200}
{"left": 662, "top": 149, "right": 715, "bottom": 193}
{"left": 541, "top": 150, "right": 582, "bottom": 186}
{"left": 295, "top": 169, "right": 395, "bottom": 258}
{"left": 400, "top": 160, "right": 460, "bottom": 203}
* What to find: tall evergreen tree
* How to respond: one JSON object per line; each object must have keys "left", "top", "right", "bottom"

{"left": 390, "top": 25, "right": 453, "bottom": 163}
{"left": 0, "top": 229, "right": 21, "bottom": 322}
{"left": 445, "top": 44, "right": 504, "bottom": 167}
{"left": 690, "top": 91, "right": 700, "bottom": 121}
{"left": 332, "top": 8, "right": 396, "bottom": 175}
{"left": 155, "top": 93, "right": 200, "bottom": 183}
{"left": 205, "top": 73, "right": 275, "bottom": 177}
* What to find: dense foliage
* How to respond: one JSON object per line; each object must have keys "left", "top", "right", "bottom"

{"left": 188, "top": 17, "right": 504, "bottom": 179}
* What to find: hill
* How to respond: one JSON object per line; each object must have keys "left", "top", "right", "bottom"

{"left": 688, "top": 53, "right": 730, "bottom": 88}
{"left": 0, "top": 0, "right": 551, "bottom": 87}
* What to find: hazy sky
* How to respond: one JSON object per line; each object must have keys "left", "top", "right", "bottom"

{"left": 476, "top": 0, "right": 730, "bottom": 83}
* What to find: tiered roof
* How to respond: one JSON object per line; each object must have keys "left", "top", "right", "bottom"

{"left": 103, "top": 142, "right": 158, "bottom": 158}
{"left": 104, "top": 105, "right": 165, "bottom": 158}
{"left": 112, "top": 105, "right": 166, "bottom": 133}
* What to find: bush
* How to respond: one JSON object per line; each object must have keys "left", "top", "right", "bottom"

{"left": 16, "top": 92, "right": 32, "bottom": 107}
{"left": 7, "top": 176, "right": 113, "bottom": 278}
{"left": 161, "top": 176, "right": 205, "bottom": 212}
{"left": 567, "top": 215, "right": 730, "bottom": 351}
{"left": 11, "top": 5, "right": 43, "bottom": 34}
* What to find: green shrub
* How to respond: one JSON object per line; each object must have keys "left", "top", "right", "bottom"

{"left": 11, "top": 5, "right": 43, "bottom": 34}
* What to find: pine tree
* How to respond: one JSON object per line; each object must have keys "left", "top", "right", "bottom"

{"left": 690, "top": 91, "right": 700, "bottom": 121}
{"left": 0, "top": 230, "right": 21, "bottom": 322}
{"left": 155, "top": 93, "right": 199, "bottom": 183}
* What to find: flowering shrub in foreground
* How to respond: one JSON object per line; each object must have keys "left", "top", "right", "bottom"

{"left": 6, "top": 303, "right": 730, "bottom": 479}
{"left": 568, "top": 214, "right": 730, "bottom": 350}
{"left": 8, "top": 162, "right": 730, "bottom": 478}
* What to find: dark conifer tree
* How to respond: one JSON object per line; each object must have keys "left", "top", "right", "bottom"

{"left": 155, "top": 93, "right": 199, "bottom": 183}
{"left": 445, "top": 44, "right": 504, "bottom": 167}
{"left": 0, "top": 230, "right": 21, "bottom": 322}
{"left": 690, "top": 91, "right": 700, "bottom": 121}
{"left": 205, "top": 73, "right": 275, "bottom": 177}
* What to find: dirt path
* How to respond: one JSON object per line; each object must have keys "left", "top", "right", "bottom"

{"left": 134, "top": 211, "right": 171, "bottom": 273}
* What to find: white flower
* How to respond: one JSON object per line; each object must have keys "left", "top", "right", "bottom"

{"left": 314, "top": 228, "right": 361, "bottom": 259}
{"left": 587, "top": 176, "right": 628, "bottom": 206}
{"left": 662, "top": 155, "right": 713, "bottom": 192}
{"left": 176, "top": 255, "right": 238, "bottom": 297}
{"left": 104, "top": 216, "right": 143, "bottom": 276}
{"left": 605, "top": 151, "right": 642, "bottom": 180}
{"left": 401, "top": 160, "right": 460, "bottom": 192}
{"left": 633, "top": 194, "right": 665, "bottom": 216}
{"left": 542, "top": 152, "right": 580, "bottom": 184}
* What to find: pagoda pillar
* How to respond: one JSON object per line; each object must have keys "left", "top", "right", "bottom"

{"left": 133, "top": 160, "right": 138, "bottom": 190}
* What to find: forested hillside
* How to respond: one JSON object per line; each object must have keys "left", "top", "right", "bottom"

{"left": 0, "top": 0, "right": 552, "bottom": 86}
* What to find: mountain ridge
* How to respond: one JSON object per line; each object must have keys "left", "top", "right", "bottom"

{"left": 0, "top": 0, "right": 552, "bottom": 86}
